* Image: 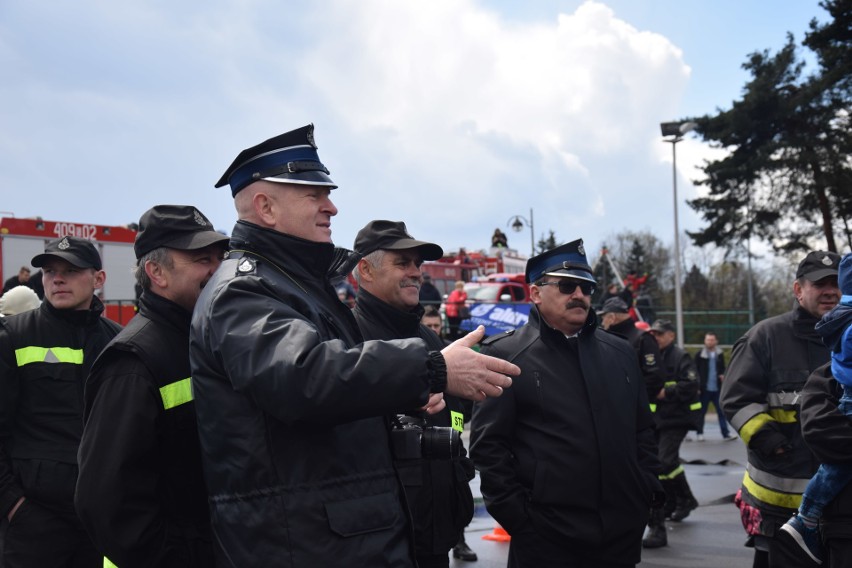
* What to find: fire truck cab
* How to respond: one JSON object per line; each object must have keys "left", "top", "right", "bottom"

{"left": 0, "top": 216, "right": 138, "bottom": 324}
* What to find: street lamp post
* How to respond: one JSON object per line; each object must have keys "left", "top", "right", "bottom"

{"left": 508, "top": 208, "right": 535, "bottom": 257}
{"left": 660, "top": 121, "right": 697, "bottom": 348}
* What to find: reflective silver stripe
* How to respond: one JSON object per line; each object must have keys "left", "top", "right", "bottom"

{"left": 730, "top": 403, "right": 768, "bottom": 431}
{"left": 767, "top": 391, "right": 801, "bottom": 407}
{"left": 747, "top": 463, "right": 810, "bottom": 494}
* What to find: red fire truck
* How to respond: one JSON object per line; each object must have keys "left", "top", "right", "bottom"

{"left": 0, "top": 216, "right": 138, "bottom": 324}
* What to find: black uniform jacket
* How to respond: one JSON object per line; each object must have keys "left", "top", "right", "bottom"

{"left": 721, "top": 306, "right": 827, "bottom": 532}
{"left": 353, "top": 289, "right": 474, "bottom": 556}
{"left": 76, "top": 291, "right": 213, "bottom": 567}
{"left": 470, "top": 307, "right": 661, "bottom": 565}
{"left": 0, "top": 297, "right": 121, "bottom": 516}
{"left": 654, "top": 344, "right": 701, "bottom": 430}
{"left": 800, "top": 363, "right": 852, "bottom": 541}
{"left": 189, "top": 221, "right": 443, "bottom": 568}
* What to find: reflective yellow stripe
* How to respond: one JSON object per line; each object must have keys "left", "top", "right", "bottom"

{"left": 649, "top": 403, "right": 657, "bottom": 412}
{"left": 159, "top": 378, "right": 193, "bottom": 410}
{"left": 690, "top": 402, "right": 702, "bottom": 411}
{"left": 739, "top": 412, "right": 774, "bottom": 445}
{"left": 104, "top": 558, "right": 118, "bottom": 568}
{"left": 15, "top": 346, "right": 84, "bottom": 366}
{"left": 742, "top": 470, "right": 803, "bottom": 510}
{"left": 769, "top": 408, "right": 798, "bottom": 424}
{"left": 659, "top": 465, "right": 685, "bottom": 480}
{"left": 450, "top": 410, "right": 464, "bottom": 433}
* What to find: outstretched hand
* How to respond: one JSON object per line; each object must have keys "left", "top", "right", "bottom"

{"left": 441, "top": 326, "right": 519, "bottom": 401}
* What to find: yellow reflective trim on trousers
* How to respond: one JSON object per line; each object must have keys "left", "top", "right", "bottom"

{"left": 159, "top": 378, "right": 193, "bottom": 410}
{"left": 741, "top": 470, "right": 803, "bottom": 510}
{"left": 659, "top": 465, "right": 685, "bottom": 480}
{"left": 739, "top": 412, "right": 774, "bottom": 445}
{"left": 104, "top": 558, "right": 118, "bottom": 568}
{"left": 769, "top": 408, "right": 798, "bottom": 424}
{"left": 15, "top": 346, "right": 83, "bottom": 366}
{"left": 690, "top": 402, "right": 702, "bottom": 411}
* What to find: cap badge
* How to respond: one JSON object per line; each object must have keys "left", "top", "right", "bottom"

{"left": 306, "top": 128, "right": 317, "bottom": 149}
{"left": 58, "top": 237, "right": 70, "bottom": 250}
{"left": 238, "top": 258, "right": 255, "bottom": 273}
{"left": 822, "top": 255, "right": 833, "bottom": 266}
{"left": 193, "top": 209, "right": 208, "bottom": 226}
{"left": 577, "top": 243, "right": 585, "bottom": 256}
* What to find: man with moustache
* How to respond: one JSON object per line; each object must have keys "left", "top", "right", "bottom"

{"left": 721, "top": 250, "right": 841, "bottom": 568}
{"left": 76, "top": 205, "right": 229, "bottom": 568}
{"left": 351, "top": 220, "right": 474, "bottom": 568}
{"left": 471, "top": 240, "right": 662, "bottom": 568}
{"left": 0, "top": 237, "right": 122, "bottom": 567}
{"left": 189, "top": 124, "right": 518, "bottom": 567}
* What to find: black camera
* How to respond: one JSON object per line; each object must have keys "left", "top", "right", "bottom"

{"left": 390, "top": 415, "right": 461, "bottom": 460}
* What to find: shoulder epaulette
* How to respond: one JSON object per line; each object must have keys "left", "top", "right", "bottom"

{"left": 481, "top": 329, "right": 515, "bottom": 346}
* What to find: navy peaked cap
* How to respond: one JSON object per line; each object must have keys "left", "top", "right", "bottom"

{"left": 215, "top": 124, "right": 337, "bottom": 197}
{"left": 525, "top": 239, "right": 595, "bottom": 284}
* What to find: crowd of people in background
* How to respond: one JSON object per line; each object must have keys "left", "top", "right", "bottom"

{"left": 0, "top": 122, "right": 848, "bottom": 568}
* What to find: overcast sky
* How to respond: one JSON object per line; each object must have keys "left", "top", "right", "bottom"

{"left": 0, "top": 0, "right": 828, "bottom": 263}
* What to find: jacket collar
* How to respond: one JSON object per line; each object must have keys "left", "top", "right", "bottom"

{"left": 793, "top": 305, "right": 824, "bottom": 341}
{"left": 42, "top": 295, "right": 107, "bottom": 326}
{"left": 354, "top": 288, "right": 424, "bottom": 338}
{"left": 229, "top": 220, "right": 338, "bottom": 280}
{"left": 137, "top": 290, "right": 191, "bottom": 335}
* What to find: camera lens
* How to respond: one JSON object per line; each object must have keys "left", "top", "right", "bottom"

{"left": 421, "top": 427, "right": 461, "bottom": 460}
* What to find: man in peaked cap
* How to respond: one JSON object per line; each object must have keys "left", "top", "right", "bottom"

{"left": 76, "top": 205, "right": 228, "bottom": 567}
{"left": 471, "top": 239, "right": 662, "bottom": 568}
{"left": 351, "top": 220, "right": 475, "bottom": 568}
{"left": 190, "top": 124, "right": 517, "bottom": 567}
{"left": 644, "top": 318, "right": 701, "bottom": 546}
{"left": 0, "top": 236, "right": 122, "bottom": 567}
{"left": 721, "top": 250, "right": 840, "bottom": 567}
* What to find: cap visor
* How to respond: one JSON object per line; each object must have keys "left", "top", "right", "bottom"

{"left": 163, "top": 231, "right": 230, "bottom": 252}
{"left": 542, "top": 269, "right": 596, "bottom": 283}
{"left": 263, "top": 170, "right": 337, "bottom": 188}
{"left": 384, "top": 239, "right": 443, "bottom": 261}
{"left": 802, "top": 268, "right": 838, "bottom": 282}
{"left": 31, "top": 252, "right": 98, "bottom": 270}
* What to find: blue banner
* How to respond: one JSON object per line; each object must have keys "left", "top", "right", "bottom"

{"left": 460, "top": 302, "right": 531, "bottom": 337}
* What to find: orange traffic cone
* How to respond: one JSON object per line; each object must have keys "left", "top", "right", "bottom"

{"left": 482, "top": 524, "right": 511, "bottom": 542}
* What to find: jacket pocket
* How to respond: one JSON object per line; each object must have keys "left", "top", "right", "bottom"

{"left": 325, "top": 492, "right": 399, "bottom": 537}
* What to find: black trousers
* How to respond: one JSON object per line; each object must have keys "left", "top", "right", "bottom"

{"left": 2, "top": 499, "right": 99, "bottom": 568}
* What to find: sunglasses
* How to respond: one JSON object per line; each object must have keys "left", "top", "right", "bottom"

{"left": 537, "top": 279, "right": 596, "bottom": 296}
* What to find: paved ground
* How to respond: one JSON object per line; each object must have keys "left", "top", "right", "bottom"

{"left": 455, "top": 414, "right": 756, "bottom": 567}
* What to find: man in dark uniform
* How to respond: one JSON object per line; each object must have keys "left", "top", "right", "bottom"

{"left": 647, "top": 320, "right": 702, "bottom": 532}
{"left": 599, "top": 298, "right": 670, "bottom": 548}
{"left": 75, "top": 205, "right": 229, "bottom": 567}
{"left": 722, "top": 251, "right": 839, "bottom": 568}
{"left": 351, "top": 220, "right": 474, "bottom": 568}
{"left": 189, "top": 124, "right": 517, "bottom": 568}
{"left": 419, "top": 273, "right": 443, "bottom": 307}
{"left": 471, "top": 240, "right": 662, "bottom": 568}
{"left": 0, "top": 237, "right": 122, "bottom": 567}
{"left": 1, "top": 267, "right": 30, "bottom": 295}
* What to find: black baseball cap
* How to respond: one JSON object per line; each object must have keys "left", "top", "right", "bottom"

{"left": 649, "top": 319, "right": 676, "bottom": 333}
{"left": 134, "top": 205, "right": 230, "bottom": 259}
{"left": 215, "top": 124, "right": 337, "bottom": 197}
{"left": 32, "top": 236, "right": 102, "bottom": 270}
{"left": 353, "top": 220, "right": 443, "bottom": 260}
{"left": 599, "top": 297, "right": 629, "bottom": 315}
{"left": 796, "top": 251, "right": 840, "bottom": 282}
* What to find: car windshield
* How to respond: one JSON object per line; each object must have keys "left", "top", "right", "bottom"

{"left": 465, "top": 285, "right": 501, "bottom": 302}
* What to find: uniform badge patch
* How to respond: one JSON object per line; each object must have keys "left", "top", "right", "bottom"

{"left": 644, "top": 354, "right": 656, "bottom": 366}
{"left": 821, "top": 255, "right": 833, "bottom": 266}
{"left": 58, "top": 237, "right": 70, "bottom": 250}
{"left": 193, "top": 209, "right": 208, "bottom": 226}
{"left": 237, "top": 258, "right": 256, "bottom": 274}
